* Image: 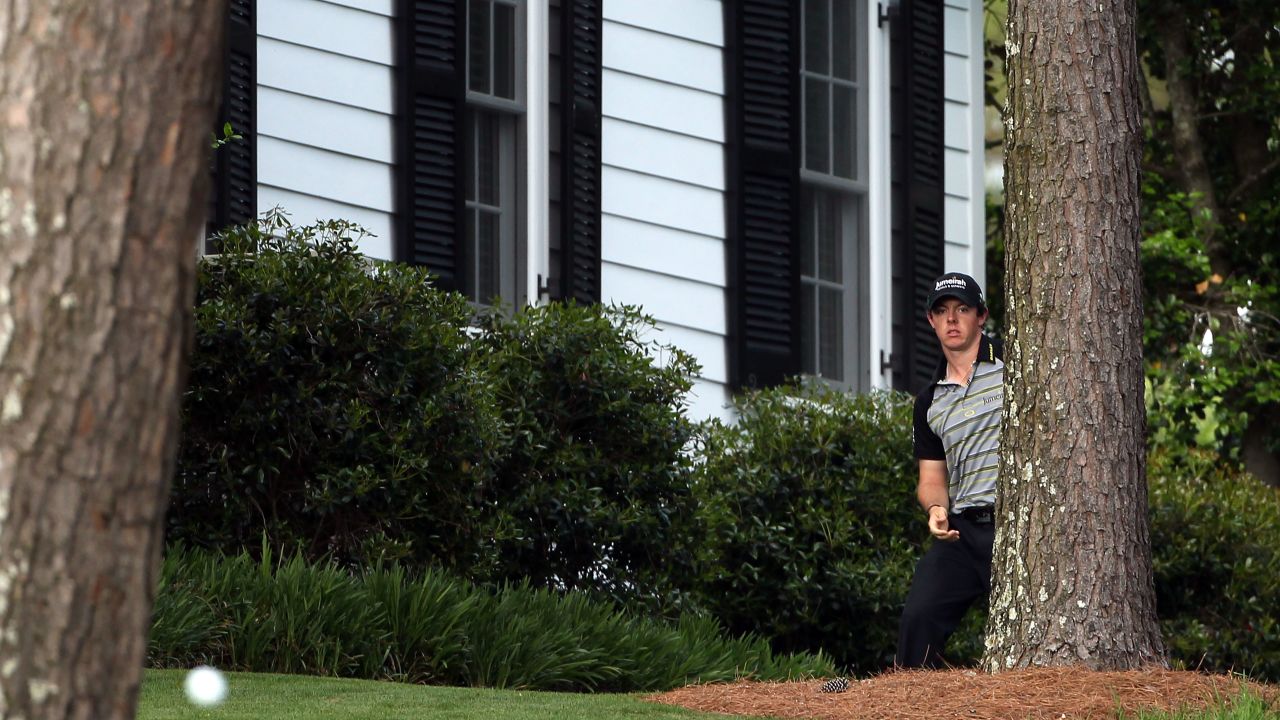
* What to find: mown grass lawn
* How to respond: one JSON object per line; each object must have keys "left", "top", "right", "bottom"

{"left": 139, "top": 670, "right": 738, "bottom": 720}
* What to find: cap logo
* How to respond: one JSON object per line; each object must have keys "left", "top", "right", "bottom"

{"left": 935, "top": 278, "right": 967, "bottom": 291}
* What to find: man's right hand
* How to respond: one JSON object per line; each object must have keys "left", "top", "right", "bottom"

{"left": 928, "top": 505, "right": 960, "bottom": 541}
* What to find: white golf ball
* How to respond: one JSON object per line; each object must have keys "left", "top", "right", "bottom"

{"left": 184, "top": 665, "right": 228, "bottom": 707}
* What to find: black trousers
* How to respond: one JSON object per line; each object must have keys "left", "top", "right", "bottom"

{"left": 896, "top": 513, "right": 995, "bottom": 668}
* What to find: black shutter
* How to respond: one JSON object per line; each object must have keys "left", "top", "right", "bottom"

{"left": 395, "top": 0, "right": 466, "bottom": 293}
{"left": 557, "top": 0, "right": 603, "bottom": 304}
{"left": 890, "top": 0, "right": 945, "bottom": 392}
{"left": 208, "top": 0, "right": 257, "bottom": 241}
{"left": 724, "top": 0, "right": 801, "bottom": 390}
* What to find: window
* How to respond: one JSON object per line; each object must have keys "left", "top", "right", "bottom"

{"left": 466, "top": 0, "right": 524, "bottom": 305}
{"left": 800, "top": 0, "right": 867, "bottom": 386}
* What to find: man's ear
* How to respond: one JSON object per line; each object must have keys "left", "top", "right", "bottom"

{"left": 926, "top": 309, "right": 938, "bottom": 329}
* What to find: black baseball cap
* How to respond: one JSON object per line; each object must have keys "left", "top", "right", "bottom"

{"left": 926, "top": 272, "right": 985, "bottom": 311}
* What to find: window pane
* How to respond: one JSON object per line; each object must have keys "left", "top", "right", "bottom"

{"left": 819, "top": 287, "right": 843, "bottom": 381}
{"left": 833, "top": 84, "right": 856, "bottom": 180}
{"left": 801, "top": 189, "right": 816, "bottom": 277}
{"left": 475, "top": 111, "right": 499, "bottom": 205}
{"left": 801, "top": 284, "right": 817, "bottom": 375}
{"left": 477, "top": 211, "right": 500, "bottom": 302}
{"left": 803, "top": 0, "right": 829, "bottom": 74}
{"left": 468, "top": 0, "right": 491, "bottom": 94}
{"left": 465, "top": 120, "right": 476, "bottom": 203}
{"left": 494, "top": 2, "right": 516, "bottom": 99}
{"left": 804, "top": 77, "right": 829, "bottom": 173}
{"left": 817, "top": 191, "right": 842, "bottom": 283}
{"left": 833, "top": 0, "right": 855, "bottom": 81}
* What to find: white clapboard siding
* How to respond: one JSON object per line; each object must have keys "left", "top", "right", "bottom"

{"left": 255, "top": 0, "right": 396, "bottom": 260}
{"left": 258, "top": 87, "right": 394, "bottom": 163}
{"left": 601, "top": 215, "right": 725, "bottom": 287}
{"left": 942, "top": 0, "right": 986, "bottom": 284}
{"left": 653, "top": 325, "right": 729, "bottom": 384}
{"left": 602, "top": 70, "right": 725, "bottom": 142}
{"left": 600, "top": 1, "right": 730, "bottom": 422}
{"left": 687, "top": 378, "right": 734, "bottom": 423}
{"left": 603, "top": 22, "right": 723, "bottom": 94}
{"left": 259, "top": 137, "right": 395, "bottom": 212}
{"left": 602, "top": 167, "right": 725, "bottom": 243}
{"left": 602, "top": 118, "right": 725, "bottom": 190}
{"left": 258, "top": 38, "right": 394, "bottom": 113}
{"left": 258, "top": 187, "right": 394, "bottom": 259}
{"left": 601, "top": 264, "right": 726, "bottom": 335}
{"left": 323, "top": 0, "right": 393, "bottom": 15}
{"left": 603, "top": 0, "right": 724, "bottom": 46}
{"left": 260, "top": 0, "right": 394, "bottom": 64}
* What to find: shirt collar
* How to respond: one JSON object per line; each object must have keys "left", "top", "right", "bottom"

{"left": 930, "top": 334, "right": 999, "bottom": 385}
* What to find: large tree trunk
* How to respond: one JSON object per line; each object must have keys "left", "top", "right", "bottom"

{"left": 0, "top": 2, "right": 224, "bottom": 717}
{"left": 984, "top": 0, "right": 1165, "bottom": 671}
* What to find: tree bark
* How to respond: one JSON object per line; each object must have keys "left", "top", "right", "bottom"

{"left": 0, "top": 2, "right": 224, "bottom": 717}
{"left": 985, "top": 0, "right": 1166, "bottom": 671}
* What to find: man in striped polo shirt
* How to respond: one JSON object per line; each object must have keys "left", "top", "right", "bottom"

{"left": 896, "top": 271, "right": 1003, "bottom": 668}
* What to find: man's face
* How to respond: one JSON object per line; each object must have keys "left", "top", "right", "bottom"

{"left": 927, "top": 297, "right": 986, "bottom": 352}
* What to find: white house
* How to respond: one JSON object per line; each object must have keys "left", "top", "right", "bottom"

{"left": 209, "top": 0, "right": 987, "bottom": 420}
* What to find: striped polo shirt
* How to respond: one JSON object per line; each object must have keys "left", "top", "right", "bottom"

{"left": 912, "top": 335, "right": 1004, "bottom": 512}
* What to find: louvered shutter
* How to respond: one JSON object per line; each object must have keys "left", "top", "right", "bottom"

{"left": 395, "top": 0, "right": 466, "bottom": 293}
{"left": 725, "top": 0, "right": 801, "bottom": 390}
{"left": 890, "top": 0, "right": 945, "bottom": 392}
{"left": 557, "top": 0, "right": 603, "bottom": 304}
{"left": 208, "top": 0, "right": 256, "bottom": 241}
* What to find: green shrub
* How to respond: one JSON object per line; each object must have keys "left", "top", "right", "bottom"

{"left": 474, "top": 303, "right": 701, "bottom": 609}
{"left": 171, "top": 213, "right": 500, "bottom": 570}
{"left": 1149, "top": 448, "right": 1280, "bottom": 682}
{"left": 361, "top": 563, "right": 476, "bottom": 683}
{"left": 690, "top": 385, "right": 922, "bottom": 672}
{"left": 148, "top": 547, "right": 834, "bottom": 690}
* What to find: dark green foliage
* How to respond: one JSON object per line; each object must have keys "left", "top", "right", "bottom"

{"left": 1149, "top": 448, "right": 1280, "bottom": 681}
{"left": 171, "top": 213, "right": 500, "bottom": 570}
{"left": 691, "top": 386, "right": 922, "bottom": 673}
{"left": 475, "top": 303, "right": 701, "bottom": 608}
{"left": 148, "top": 547, "right": 835, "bottom": 690}
{"left": 1140, "top": 190, "right": 1280, "bottom": 464}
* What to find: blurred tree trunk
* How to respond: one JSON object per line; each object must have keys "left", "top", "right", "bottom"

{"left": 0, "top": 1, "right": 224, "bottom": 717}
{"left": 984, "top": 0, "right": 1166, "bottom": 671}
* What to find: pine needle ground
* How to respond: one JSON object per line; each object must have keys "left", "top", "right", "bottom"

{"left": 647, "top": 667, "right": 1278, "bottom": 720}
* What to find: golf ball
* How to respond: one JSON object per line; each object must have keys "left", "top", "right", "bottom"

{"left": 184, "top": 665, "right": 228, "bottom": 707}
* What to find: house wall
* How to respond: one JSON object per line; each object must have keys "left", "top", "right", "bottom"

{"left": 256, "top": 0, "right": 397, "bottom": 260}
{"left": 941, "top": 0, "right": 988, "bottom": 289}
{"left": 598, "top": 0, "right": 732, "bottom": 422}
{"left": 248, "top": 0, "right": 985, "bottom": 421}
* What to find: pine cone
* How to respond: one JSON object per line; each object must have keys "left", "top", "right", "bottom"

{"left": 819, "top": 677, "right": 850, "bottom": 693}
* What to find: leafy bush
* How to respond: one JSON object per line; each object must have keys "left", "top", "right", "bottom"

{"left": 171, "top": 213, "right": 500, "bottom": 570}
{"left": 474, "top": 303, "right": 701, "bottom": 609}
{"left": 148, "top": 547, "right": 834, "bottom": 690}
{"left": 1140, "top": 188, "right": 1280, "bottom": 469}
{"left": 1149, "top": 448, "right": 1280, "bottom": 682}
{"left": 690, "top": 385, "right": 922, "bottom": 672}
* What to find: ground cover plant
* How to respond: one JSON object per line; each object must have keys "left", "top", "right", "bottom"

{"left": 148, "top": 546, "right": 834, "bottom": 691}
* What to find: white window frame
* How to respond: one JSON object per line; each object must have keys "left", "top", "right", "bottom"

{"left": 465, "top": 0, "right": 530, "bottom": 307}
{"left": 800, "top": 0, "right": 870, "bottom": 389}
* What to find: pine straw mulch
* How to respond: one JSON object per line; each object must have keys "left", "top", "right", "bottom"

{"left": 646, "top": 667, "right": 1279, "bottom": 720}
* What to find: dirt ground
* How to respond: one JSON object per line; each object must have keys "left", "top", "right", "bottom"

{"left": 647, "top": 667, "right": 1278, "bottom": 720}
